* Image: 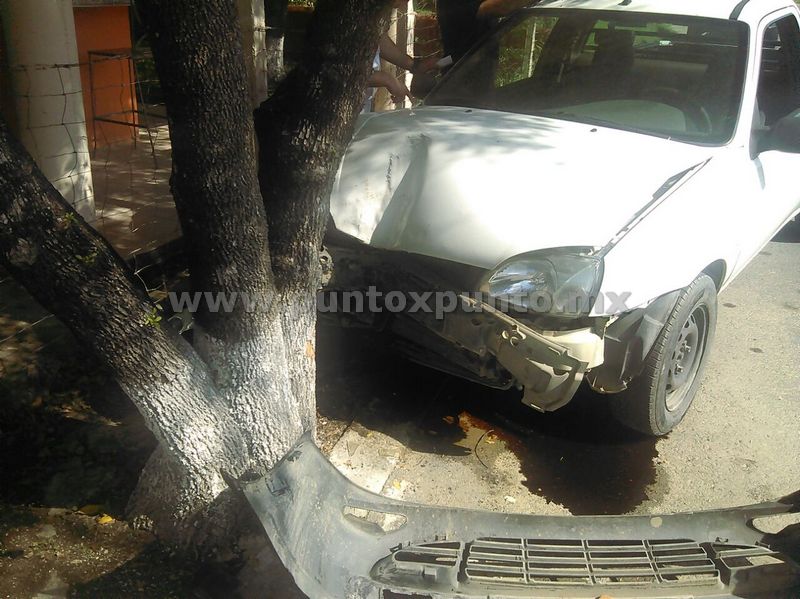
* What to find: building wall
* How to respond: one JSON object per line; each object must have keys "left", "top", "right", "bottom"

{"left": 74, "top": 6, "right": 135, "bottom": 147}
{"left": 0, "top": 13, "right": 18, "bottom": 137}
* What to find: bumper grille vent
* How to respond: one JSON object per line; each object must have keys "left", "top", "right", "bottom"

{"left": 464, "top": 537, "right": 719, "bottom": 587}
{"left": 394, "top": 541, "right": 461, "bottom": 568}
{"left": 375, "top": 536, "right": 797, "bottom": 595}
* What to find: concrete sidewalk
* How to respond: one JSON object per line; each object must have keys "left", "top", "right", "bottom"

{"left": 89, "top": 125, "right": 180, "bottom": 260}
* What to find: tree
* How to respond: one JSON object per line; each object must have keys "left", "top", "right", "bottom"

{"left": 265, "top": 0, "right": 290, "bottom": 84}
{"left": 0, "top": 0, "right": 390, "bottom": 553}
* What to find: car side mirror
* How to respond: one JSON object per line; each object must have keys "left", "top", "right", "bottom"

{"left": 760, "top": 109, "right": 800, "bottom": 154}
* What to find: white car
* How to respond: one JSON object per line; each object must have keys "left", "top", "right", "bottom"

{"left": 324, "top": 0, "right": 800, "bottom": 436}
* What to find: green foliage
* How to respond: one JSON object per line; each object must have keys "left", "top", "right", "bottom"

{"left": 415, "top": 0, "right": 436, "bottom": 15}
{"left": 144, "top": 307, "right": 162, "bottom": 328}
{"left": 57, "top": 212, "right": 77, "bottom": 231}
{"left": 495, "top": 17, "right": 557, "bottom": 88}
{"left": 77, "top": 250, "right": 99, "bottom": 265}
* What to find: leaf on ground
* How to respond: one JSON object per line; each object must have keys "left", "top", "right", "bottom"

{"left": 96, "top": 514, "right": 114, "bottom": 525}
{"left": 78, "top": 504, "right": 104, "bottom": 516}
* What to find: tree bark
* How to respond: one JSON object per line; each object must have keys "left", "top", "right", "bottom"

{"left": 264, "top": 0, "right": 289, "bottom": 85}
{"left": 257, "top": 0, "right": 392, "bottom": 281}
{"left": 0, "top": 0, "right": 306, "bottom": 550}
{"left": 0, "top": 116, "right": 246, "bottom": 543}
{"left": 136, "top": 0, "right": 305, "bottom": 470}
{"left": 1, "top": 0, "right": 393, "bottom": 557}
{"left": 255, "top": 0, "right": 392, "bottom": 422}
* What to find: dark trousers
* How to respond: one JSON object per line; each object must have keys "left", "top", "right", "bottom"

{"left": 436, "top": 0, "right": 494, "bottom": 65}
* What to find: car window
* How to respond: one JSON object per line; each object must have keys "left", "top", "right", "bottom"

{"left": 428, "top": 10, "right": 749, "bottom": 145}
{"left": 494, "top": 17, "right": 558, "bottom": 88}
{"left": 757, "top": 15, "right": 800, "bottom": 126}
{"left": 586, "top": 20, "right": 691, "bottom": 50}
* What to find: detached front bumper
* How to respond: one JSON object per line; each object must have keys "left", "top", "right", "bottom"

{"left": 242, "top": 435, "right": 800, "bottom": 599}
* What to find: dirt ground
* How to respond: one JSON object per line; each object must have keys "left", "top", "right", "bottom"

{"left": 0, "top": 273, "right": 308, "bottom": 598}
{"left": 0, "top": 275, "right": 196, "bottom": 597}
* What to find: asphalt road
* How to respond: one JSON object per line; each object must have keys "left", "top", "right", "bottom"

{"left": 317, "top": 221, "right": 800, "bottom": 517}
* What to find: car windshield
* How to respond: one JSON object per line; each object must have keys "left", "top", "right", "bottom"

{"left": 427, "top": 10, "right": 749, "bottom": 144}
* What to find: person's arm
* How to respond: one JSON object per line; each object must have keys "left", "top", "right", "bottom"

{"left": 379, "top": 34, "right": 440, "bottom": 74}
{"left": 379, "top": 34, "right": 414, "bottom": 71}
{"left": 368, "top": 70, "right": 411, "bottom": 103}
{"left": 477, "top": 0, "right": 529, "bottom": 17}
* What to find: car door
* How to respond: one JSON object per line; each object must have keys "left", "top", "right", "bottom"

{"left": 734, "top": 10, "right": 800, "bottom": 277}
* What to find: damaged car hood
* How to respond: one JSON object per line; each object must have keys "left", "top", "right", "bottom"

{"left": 330, "top": 106, "right": 714, "bottom": 269}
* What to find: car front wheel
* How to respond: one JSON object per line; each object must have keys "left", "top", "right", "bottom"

{"left": 610, "top": 274, "right": 718, "bottom": 436}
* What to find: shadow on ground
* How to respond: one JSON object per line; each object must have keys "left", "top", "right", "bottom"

{"left": 316, "top": 325, "right": 659, "bottom": 516}
{"left": 773, "top": 217, "right": 800, "bottom": 243}
{"left": 0, "top": 276, "right": 303, "bottom": 598}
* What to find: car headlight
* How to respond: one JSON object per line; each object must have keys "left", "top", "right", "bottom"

{"left": 480, "top": 248, "right": 604, "bottom": 317}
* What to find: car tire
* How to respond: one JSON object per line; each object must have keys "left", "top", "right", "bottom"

{"left": 609, "top": 274, "right": 717, "bottom": 436}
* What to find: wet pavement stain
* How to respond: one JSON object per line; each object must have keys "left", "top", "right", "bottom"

{"left": 417, "top": 381, "right": 659, "bottom": 515}
{"left": 317, "top": 326, "right": 659, "bottom": 516}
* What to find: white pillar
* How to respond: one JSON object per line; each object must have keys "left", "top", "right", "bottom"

{"left": 1, "top": 0, "right": 95, "bottom": 220}
{"left": 402, "top": 0, "right": 415, "bottom": 109}
{"left": 237, "top": 0, "right": 269, "bottom": 108}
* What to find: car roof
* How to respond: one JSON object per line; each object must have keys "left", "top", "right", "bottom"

{"left": 533, "top": 0, "right": 795, "bottom": 23}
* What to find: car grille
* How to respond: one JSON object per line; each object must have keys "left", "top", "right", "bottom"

{"left": 376, "top": 537, "right": 792, "bottom": 593}
{"left": 464, "top": 537, "right": 718, "bottom": 587}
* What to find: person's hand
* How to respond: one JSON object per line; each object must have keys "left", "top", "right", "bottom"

{"left": 368, "top": 70, "right": 412, "bottom": 104}
{"left": 387, "top": 78, "right": 412, "bottom": 104}
{"left": 411, "top": 56, "right": 440, "bottom": 75}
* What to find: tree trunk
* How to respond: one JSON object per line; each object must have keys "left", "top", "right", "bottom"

{"left": 136, "top": 0, "right": 305, "bottom": 469}
{"left": 0, "top": 0, "right": 304, "bottom": 551}
{"left": 264, "top": 0, "right": 289, "bottom": 86}
{"left": 1, "top": 0, "right": 393, "bottom": 557}
{"left": 0, "top": 116, "right": 246, "bottom": 547}
{"left": 255, "top": 0, "right": 392, "bottom": 422}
